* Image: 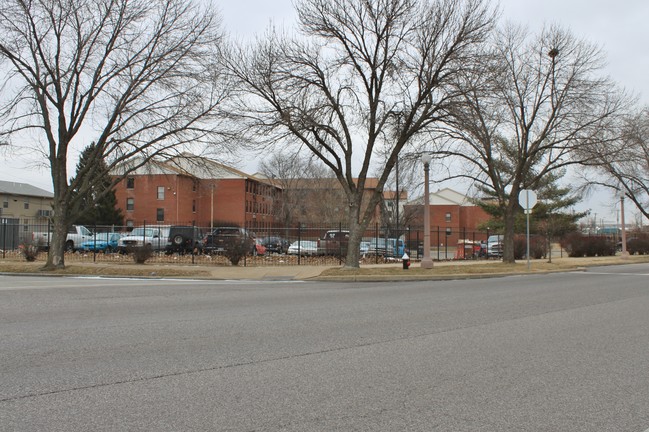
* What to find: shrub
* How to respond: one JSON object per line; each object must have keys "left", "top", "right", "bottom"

{"left": 19, "top": 240, "right": 42, "bottom": 262}
{"left": 626, "top": 237, "right": 649, "bottom": 255}
{"left": 223, "top": 237, "right": 254, "bottom": 266}
{"left": 513, "top": 235, "right": 547, "bottom": 260}
{"left": 560, "top": 233, "right": 616, "bottom": 257}
{"left": 129, "top": 245, "right": 153, "bottom": 264}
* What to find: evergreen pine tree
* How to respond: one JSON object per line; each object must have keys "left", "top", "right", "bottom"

{"left": 70, "top": 143, "right": 124, "bottom": 227}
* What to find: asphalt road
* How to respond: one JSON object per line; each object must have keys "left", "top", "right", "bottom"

{"left": 2, "top": 264, "right": 649, "bottom": 431}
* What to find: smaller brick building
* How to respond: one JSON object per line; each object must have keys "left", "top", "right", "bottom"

{"left": 404, "top": 188, "right": 492, "bottom": 246}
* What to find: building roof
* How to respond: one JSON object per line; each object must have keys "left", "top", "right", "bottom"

{"left": 383, "top": 190, "right": 408, "bottom": 201}
{"left": 406, "top": 187, "right": 477, "bottom": 206}
{"left": 112, "top": 153, "right": 273, "bottom": 184}
{"left": 0, "top": 180, "right": 54, "bottom": 198}
{"left": 262, "top": 176, "right": 381, "bottom": 191}
{"left": 165, "top": 153, "right": 255, "bottom": 180}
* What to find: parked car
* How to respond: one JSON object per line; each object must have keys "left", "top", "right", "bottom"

{"left": 287, "top": 240, "right": 320, "bottom": 256}
{"left": 254, "top": 238, "right": 266, "bottom": 256}
{"left": 365, "top": 237, "right": 406, "bottom": 258}
{"left": 259, "top": 236, "right": 290, "bottom": 254}
{"left": 317, "top": 230, "right": 349, "bottom": 256}
{"left": 118, "top": 225, "right": 170, "bottom": 252}
{"left": 165, "top": 226, "right": 204, "bottom": 254}
{"left": 80, "top": 232, "right": 122, "bottom": 253}
{"left": 359, "top": 241, "right": 370, "bottom": 255}
{"left": 202, "top": 227, "right": 257, "bottom": 255}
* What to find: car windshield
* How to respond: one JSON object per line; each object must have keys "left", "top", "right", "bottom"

{"left": 91, "top": 233, "right": 111, "bottom": 242}
{"left": 129, "top": 228, "right": 157, "bottom": 237}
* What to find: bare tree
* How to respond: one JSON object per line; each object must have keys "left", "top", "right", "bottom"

{"left": 258, "top": 151, "right": 333, "bottom": 227}
{"left": 225, "top": 0, "right": 496, "bottom": 268}
{"left": 579, "top": 108, "right": 649, "bottom": 220}
{"left": 437, "top": 24, "right": 629, "bottom": 263}
{"left": 0, "top": 0, "right": 229, "bottom": 269}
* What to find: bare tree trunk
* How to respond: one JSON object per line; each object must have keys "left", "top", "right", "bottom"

{"left": 344, "top": 204, "right": 363, "bottom": 269}
{"left": 502, "top": 204, "right": 516, "bottom": 264}
{"left": 45, "top": 200, "right": 70, "bottom": 269}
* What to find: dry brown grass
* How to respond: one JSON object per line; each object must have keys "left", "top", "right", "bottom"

{"left": 0, "top": 261, "right": 212, "bottom": 278}
{"left": 321, "top": 255, "right": 649, "bottom": 278}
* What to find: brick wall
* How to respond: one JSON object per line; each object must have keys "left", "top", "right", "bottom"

{"left": 114, "top": 174, "right": 278, "bottom": 229}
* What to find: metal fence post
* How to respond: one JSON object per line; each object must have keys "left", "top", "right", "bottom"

{"left": 47, "top": 219, "right": 51, "bottom": 258}
{"left": 2, "top": 218, "right": 6, "bottom": 259}
{"left": 298, "top": 223, "right": 301, "bottom": 265}
{"left": 338, "top": 222, "right": 342, "bottom": 265}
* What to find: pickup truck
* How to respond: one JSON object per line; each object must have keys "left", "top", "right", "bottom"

{"left": 117, "top": 225, "right": 170, "bottom": 252}
{"left": 32, "top": 224, "right": 94, "bottom": 251}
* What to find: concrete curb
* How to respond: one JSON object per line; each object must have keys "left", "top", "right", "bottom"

{"left": 312, "top": 267, "right": 588, "bottom": 283}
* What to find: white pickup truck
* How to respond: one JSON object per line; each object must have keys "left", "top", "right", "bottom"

{"left": 32, "top": 224, "right": 94, "bottom": 251}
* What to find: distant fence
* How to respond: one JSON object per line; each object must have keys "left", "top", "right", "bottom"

{"left": 1, "top": 218, "right": 505, "bottom": 266}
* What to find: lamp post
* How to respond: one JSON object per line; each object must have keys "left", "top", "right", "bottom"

{"left": 210, "top": 183, "right": 214, "bottom": 232}
{"left": 620, "top": 194, "right": 629, "bottom": 259}
{"left": 421, "top": 153, "right": 434, "bottom": 269}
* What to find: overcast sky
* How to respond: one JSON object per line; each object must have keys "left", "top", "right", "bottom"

{"left": 3, "top": 0, "right": 648, "bottom": 224}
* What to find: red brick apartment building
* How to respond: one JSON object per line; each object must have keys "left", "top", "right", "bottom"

{"left": 404, "top": 188, "right": 492, "bottom": 245}
{"left": 113, "top": 154, "right": 279, "bottom": 231}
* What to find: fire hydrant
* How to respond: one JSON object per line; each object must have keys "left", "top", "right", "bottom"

{"left": 402, "top": 253, "right": 410, "bottom": 270}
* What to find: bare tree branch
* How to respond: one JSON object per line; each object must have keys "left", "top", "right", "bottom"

{"left": 224, "top": 0, "right": 497, "bottom": 268}
{"left": 0, "top": 0, "right": 230, "bottom": 269}
{"left": 439, "top": 23, "right": 631, "bottom": 262}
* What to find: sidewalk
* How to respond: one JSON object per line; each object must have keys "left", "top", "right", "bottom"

{"left": 2, "top": 255, "right": 646, "bottom": 281}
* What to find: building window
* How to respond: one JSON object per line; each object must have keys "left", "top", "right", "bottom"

{"left": 24, "top": 219, "right": 30, "bottom": 231}
{"left": 126, "top": 220, "right": 134, "bottom": 229}
{"left": 126, "top": 198, "right": 134, "bottom": 211}
{"left": 126, "top": 177, "right": 135, "bottom": 189}
{"left": 445, "top": 212, "right": 452, "bottom": 222}
{"left": 156, "top": 208, "right": 164, "bottom": 222}
{"left": 2, "top": 198, "right": 8, "bottom": 208}
{"left": 24, "top": 200, "right": 29, "bottom": 210}
{"left": 157, "top": 186, "right": 165, "bottom": 200}
{"left": 446, "top": 227, "right": 452, "bottom": 235}
{"left": 192, "top": 200, "right": 196, "bottom": 213}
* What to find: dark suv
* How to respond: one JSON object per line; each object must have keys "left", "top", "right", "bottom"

{"left": 165, "top": 226, "right": 204, "bottom": 254}
{"left": 260, "top": 236, "right": 290, "bottom": 254}
{"left": 202, "top": 227, "right": 256, "bottom": 255}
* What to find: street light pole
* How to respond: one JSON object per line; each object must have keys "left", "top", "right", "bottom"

{"left": 210, "top": 183, "right": 214, "bottom": 232}
{"left": 620, "top": 194, "right": 629, "bottom": 259}
{"left": 421, "top": 153, "right": 433, "bottom": 269}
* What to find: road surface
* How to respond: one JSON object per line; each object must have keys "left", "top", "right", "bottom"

{"left": 2, "top": 264, "right": 649, "bottom": 431}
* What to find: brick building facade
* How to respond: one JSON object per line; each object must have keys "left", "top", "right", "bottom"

{"left": 113, "top": 154, "right": 279, "bottom": 231}
{"left": 404, "top": 188, "right": 492, "bottom": 246}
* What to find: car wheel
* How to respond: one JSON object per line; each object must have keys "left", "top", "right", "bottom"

{"left": 65, "top": 241, "right": 74, "bottom": 252}
{"left": 173, "top": 235, "right": 184, "bottom": 245}
{"left": 105, "top": 246, "right": 113, "bottom": 253}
